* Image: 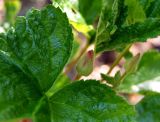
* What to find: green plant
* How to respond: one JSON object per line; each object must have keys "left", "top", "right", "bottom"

{"left": 0, "top": 0, "right": 160, "bottom": 121}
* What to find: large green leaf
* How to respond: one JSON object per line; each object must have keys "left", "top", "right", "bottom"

{"left": 95, "top": 0, "right": 160, "bottom": 53}
{"left": 34, "top": 80, "right": 136, "bottom": 122}
{"left": 118, "top": 50, "right": 160, "bottom": 93}
{"left": 6, "top": 5, "right": 73, "bottom": 92}
{"left": 0, "top": 5, "right": 73, "bottom": 121}
{"left": 136, "top": 92, "right": 160, "bottom": 122}
{"left": 0, "top": 52, "right": 41, "bottom": 121}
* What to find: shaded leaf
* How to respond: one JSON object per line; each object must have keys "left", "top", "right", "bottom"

{"left": 95, "top": 0, "right": 127, "bottom": 53}
{"left": 101, "top": 71, "right": 121, "bottom": 87}
{"left": 95, "top": 0, "right": 160, "bottom": 53}
{"left": 78, "top": 0, "right": 102, "bottom": 24}
{"left": 0, "top": 52, "right": 41, "bottom": 121}
{"left": 136, "top": 92, "right": 160, "bottom": 122}
{"left": 145, "top": 0, "right": 160, "bottom": 17}
{"left": 118, "top": 50, "right": 160, "bottom": 93}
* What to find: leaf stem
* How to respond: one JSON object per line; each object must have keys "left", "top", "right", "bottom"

{"left": 107, "top": 44, "right": 132, "bottom": 75}
{"left": 64, "top": 43, "right": 89, "bottom": 74}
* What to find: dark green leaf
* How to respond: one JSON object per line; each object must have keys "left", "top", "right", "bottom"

{"left": 78, "top": 0, "right": 102, "bottom": 24}
{"left": 95, "top": 0, "right": 127, "bottom": 53}
{"left": 6, "top": 5, "right": 73, "bottom": 92}
{"left": 0, "top": 34, "right": 8, "bottom": 52}
{"left": 33, "top": 97, "right": 51, "bottom": 122}
{"left": 145, "top": 0, "right": 160, "bottom": 17}
{"left": 0, "top": 52, "right": 41, "bottom": 121}
{"left": 101, "top": 71, "right": 121, "bottom": 88}
{"left": 0, "top": 5, "right": 73, "bottom": 121}
{"left": 97, "top": 18, "right": 160, "bottom": 52}
{"left": 118, "top": 50, "right": 160, "bottom": 93}
{"left": 95, "top": 0, "right": 160, "bottom": 53}
{"left": 110, "top": 18, "right": 160, "bottom": 50}
{"left": 34, "top": 80, "right": 136, "bottom": 122}
{"left": 136, "top": 92, "right": 160, "bottom": 122}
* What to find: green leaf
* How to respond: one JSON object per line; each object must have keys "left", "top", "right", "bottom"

{"left": 118, "top": 50, "right": 160, "bottom": 93}
{"left": 97, "top": 18, "right": 160, "bottom": 52}
{"left": 125, "top": 0, "right": 146, "bottom": 25}
{"left": 52, "top": 0, "right": 85, "bottom": 24}
{"left": 110, "top": 18, "right": 160, "bottom": 50}
{"left": 78, "top": 0, "right": 102, "bottom": 24}
{"left": 0, "top": 52, "right": 41, "bottom": 121}
{"left": 145, "top": 0, "right": 160, "bottom": 17}
{"left": 34, "top": 80, "right": 136, "bottom": 122}
{"left": 0, "top": 34, "right": 8, "bottom": 52}
{"left": 5, "top": 0, "right": 21, "bottom": 25}
{"left": 46, "top": 74, "right": 71, "bottom": 97}
{"left": 0, "top": 5, "right": 73, "bottom": 121}
{"left": 136, "top": 92, "right": 160, "bottom": 122}
{"left": 95, "top": 0, "right": 160, "bottom": 53}
{"left": 95, "top": 0, "right": 127, "bottom": 53}
{"left": 101, "top": 71, "right": 121, "bottom": 88}
{"left": 139, "top": 0, "right": 153, "bottom": 12}
{"left": 6, "top": 5, "right": 73, "bottom": 92}
{"left": 53, "top": 0, "right": 102, "bottom": 25}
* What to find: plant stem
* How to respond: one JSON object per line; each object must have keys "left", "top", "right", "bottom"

{"left": 107, "top": 44, "right": 132, "bottom": 75}
{"left": 116, "top": 71, "right": 127, "bottom": 87}
{"left": 64, "top": 43, "right": 89, "bottom": 74}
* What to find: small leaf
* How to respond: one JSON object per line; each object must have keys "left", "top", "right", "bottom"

{"left": 5, "top": 0, "right": 21, "bottom": 24}
{"left": 101, "top": 71, "right": 121, "bottom": 87}
{"left": 33, "top": 80, "right": 136, "bottom": 122}
{"left": 125, "top": 53, "right": 141, "bottom": 74}
{"left": 125, "top": 0, "right": 146, "bottom": 25}
{"left": 136, "top": 91, "right": 160, "bottom": 122}
{"left": 118, "top": 50, "right": 160, "bottom": 93}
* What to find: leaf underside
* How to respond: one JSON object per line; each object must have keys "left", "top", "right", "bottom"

{"left": 118, "top": 50, "right": 160, "bottom": 93}
{"left": 95, "top": 0, "right": 160, "bottom": 53}
{"left": 136, "top": 92, "right": 160, "bottom": 122}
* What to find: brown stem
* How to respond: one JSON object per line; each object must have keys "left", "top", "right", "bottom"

{"left": 107, "top": 44, "right": 132, "bottom": 75}
{"left": 64, "top": 43, "right": 89, "bottom": 74}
